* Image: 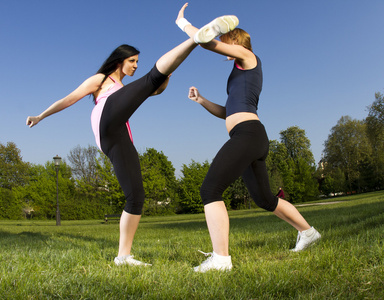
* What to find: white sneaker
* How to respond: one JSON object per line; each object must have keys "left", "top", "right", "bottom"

{"left": 290, "top": 227, "right": 321, "bottom": 252}
{"left": 194, "top": 15, "right": 239, "bottom": 44}
{"left": 194, "top": 251, "right": 233, "bottom": 273}
{"left": 114, "top": 255, "right": 152, "bottom": 266}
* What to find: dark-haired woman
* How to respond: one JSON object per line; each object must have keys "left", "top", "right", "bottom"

{"left": 26, "top": 13, "right": 238, "bottom": 266}
{"left": 176, "top": 3, "right": 321, "bottom": 272}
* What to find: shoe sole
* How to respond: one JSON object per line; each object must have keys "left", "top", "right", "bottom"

{"left": 194, "top": 15, "right": 239, "bottom": 43}
{"left": 194, "top": 264, "right": 233, "bottom": 273}
{"left": 114, "top": 258, "right": 152, "bottom": 266}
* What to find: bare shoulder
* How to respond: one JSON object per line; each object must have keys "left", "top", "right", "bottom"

{"left": 68, "top": 74, "right": 105, "bottom": 100}
{"left": 235, "top": 47, "right": 257, "bottom": 70}
{"left": 84, "top": 74, "right": 105, "bottom": 86}
{"left": 79, "top": 74, "right": 105, "bottom": 92}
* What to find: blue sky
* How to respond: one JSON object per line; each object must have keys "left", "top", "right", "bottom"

{"left": 1, "top": 0, "right": 383, "bottom": 177}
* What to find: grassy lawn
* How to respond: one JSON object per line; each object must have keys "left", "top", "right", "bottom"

{"left": 1, "top": 191, "right": 383, "bottom": 299}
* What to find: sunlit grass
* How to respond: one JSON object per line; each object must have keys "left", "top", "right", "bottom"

{"left": 1, "top": 191, "right": 383, "bottom": 299}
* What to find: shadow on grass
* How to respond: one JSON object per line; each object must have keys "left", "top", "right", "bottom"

{"left": 0, "top": 228, "right": 117, "bottom": 253}
{"left": 0, "top": 230, "right": 51, "bottom": 249}
{"left": 125, "top": 199, "right": 384, "bottom": 236}
{"left": 231, "top": 201, "right": 383, "bottom": 229}
{"left": 1, "top": 197, "right": 382, "bottom": 254}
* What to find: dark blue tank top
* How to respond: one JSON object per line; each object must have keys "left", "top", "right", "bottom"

{"left": 225, "top": 55, "right": 262, "bottom": 118}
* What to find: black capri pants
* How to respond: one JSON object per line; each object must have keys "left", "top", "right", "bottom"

{"left": 99, "top": 65, "right": 168, "bottom": 215}
{"left": 200, "top": 120, "right": 279, "bottom": 212}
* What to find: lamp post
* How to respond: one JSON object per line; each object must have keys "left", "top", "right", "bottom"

{"left": 53, "top": 155, "right": 62, "bottom": 226}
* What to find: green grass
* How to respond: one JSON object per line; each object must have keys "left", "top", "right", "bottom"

{"left": 1, "top": 191, "right": 383, "bottom": 299}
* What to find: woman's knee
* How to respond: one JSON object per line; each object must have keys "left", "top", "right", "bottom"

{"left": 124, "top": 198, "right": 144, "bottom": 215}
{"left": 200, "top": 183, "right": 223, "bottom": 206}
{"left": 253, "top": 195, "right": 279, "bottom": 212}
{"left": 123, "top": 188, "right": 145, "bottom": 215}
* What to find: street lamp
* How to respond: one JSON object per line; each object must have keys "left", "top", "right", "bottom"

{"left": 53, "top": 155, "right": 62, "bottom": 226}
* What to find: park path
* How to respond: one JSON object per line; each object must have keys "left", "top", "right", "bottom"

{"left": 295, "top": 201, "right": 344, "bottom": 207}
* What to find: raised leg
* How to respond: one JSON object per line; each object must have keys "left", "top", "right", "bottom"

{"left": 155, "top": 38, "right": 197, "bottom": 75}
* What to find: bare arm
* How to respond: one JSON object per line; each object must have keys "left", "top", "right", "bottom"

{"left": 176, "top": 3, "right": 256, "bottom": 69}
{"left": 26, "top": 74, "right": 103, "bottom": 128}
{"left": 188, "top": 86, "right": 226, "bottom": 119}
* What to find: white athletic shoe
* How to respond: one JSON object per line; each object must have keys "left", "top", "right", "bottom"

{"left": 194, "top": 15, "right": 239, "bottom": 44}
{"left": 194, "top": 251, "right": 233, "bottom": 273}
{"left": 114, "top": 255, "right": 152, "bottom": 266}
{"left": 290, "top": 227, "right": 321, "bottom": 252}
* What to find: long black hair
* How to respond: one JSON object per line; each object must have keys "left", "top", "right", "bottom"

{"left": 93, "top": 44, "right": 140, "bottom": 103}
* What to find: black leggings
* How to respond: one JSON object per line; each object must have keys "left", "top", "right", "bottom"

{"left": 99, "top": 65, "right": 168, "bottom": 215}
{"left": 200, "top": 120, "right": 278, "bottom": 212}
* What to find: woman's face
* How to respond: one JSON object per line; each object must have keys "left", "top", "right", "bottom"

{"left": 122, "top": 55, "right": 139, "bottom": 76}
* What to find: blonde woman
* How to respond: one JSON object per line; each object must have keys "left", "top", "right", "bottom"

{"left": 176, "top": 3, "right": 321, "bottom": 272}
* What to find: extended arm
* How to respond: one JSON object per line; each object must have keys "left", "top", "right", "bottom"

{"left": 188, "top": 86, "right": 226, "bottom": 119}
{"left": 176, "top": 3, "right": 255, "bottom": 67}
{"left": 26, "top": 74, "right": 103, "bottom": 128}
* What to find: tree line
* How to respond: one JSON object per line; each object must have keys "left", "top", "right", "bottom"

{"left": 1, "top": 92, "right": 383, "bottom": 220}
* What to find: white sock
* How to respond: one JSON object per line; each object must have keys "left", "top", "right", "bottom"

{"left": 213, "top": 251, "right": 231, "bottom": 261}
{"left": 301, "top": 226, "right": 314, "bottom": 235}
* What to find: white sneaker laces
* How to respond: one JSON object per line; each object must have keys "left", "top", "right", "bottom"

{"left": 194, "top": 250, "right": 233, "bottom": 272}
{"left": 197, "top": 250, "right": 215, "bottom": 267}
{"left": 198, "top": 250, "right": 212, "bottom": 256}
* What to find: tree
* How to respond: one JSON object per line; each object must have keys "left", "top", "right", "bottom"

{"left": 365, "top": 92, "right": 384, "bottom": 190}
{"left": 14, "top": 161, "right": 76, "bottom": 219}
{"left": 139, "top": 148, "right": 178, "bottom": 215}
{"left": 226, "top": 177, "right": 252, "bottom": 210}
{"left": 291, "top": 157, "right": 319, "bottom": 202}
{"left": 323, "top": 116, "right": 371, "bottom": 193}
{"left": 367, "top": 92, "right": 384, "bottom": 124}
{"left": 0, "top": 187, "right": 23, "bottom": 219}
{"left": 319, "top": 166, "right": 346, "bottom": 196}
{"left": 0, "top": 142, "right": 29, "bottom": 189}
{"left": 67, "top": 145, "right": 99, "bottom": 187}
{"left": 177, "top": 160, "right": 210, "bottom": 213}
{"left": 66, "top": 145, "right": 114, "bottom": 218}
{"left": 280, "top": 126, "right": 314, "bottom": 164}
{"left": 67, "top": 145, "right": 104, "bottom": 204}
{"left": 266, "top": 140, "right": 289, "bottom": 197}
{"left": 0, "top": 142, "right": 29, "bottom": 219}
{"left": 94, "top": 151, "right": 125, "bottom": 213}
{"left": 275, "top": 127, "right": 318, "bottom": 202}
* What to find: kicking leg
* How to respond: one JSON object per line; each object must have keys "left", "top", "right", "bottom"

{"left": 176, "top": 3, "right": 238, "bottom": 44}
{"left": 155, "top": 38, "right": 197, "bottom": 75}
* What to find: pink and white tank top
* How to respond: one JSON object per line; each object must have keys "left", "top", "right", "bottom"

{"left": 91, "top": 76, "right": 133, "bottom": 150}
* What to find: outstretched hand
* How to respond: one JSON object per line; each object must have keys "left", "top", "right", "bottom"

{"left": 176, "top": 2, "right": 188, "bottom": 24}
{"left": 26, "top": 116, "right": 40, "bottom": 128}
